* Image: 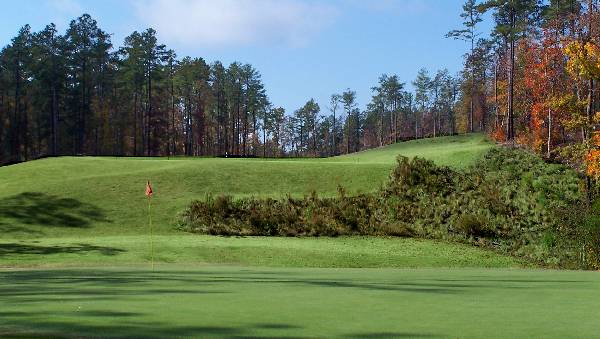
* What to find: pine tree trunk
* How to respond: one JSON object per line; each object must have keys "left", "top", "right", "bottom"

{"left": 507, "top": 11, "right": 516, "bottom": 142}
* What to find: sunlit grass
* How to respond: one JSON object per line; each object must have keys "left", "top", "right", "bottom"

{"left": 0, "top": 134, "right": 492, "bottom": 238}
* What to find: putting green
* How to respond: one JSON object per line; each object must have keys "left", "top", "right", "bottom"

{"left": 0, "top": 266, "right": 598, "bottom": 338}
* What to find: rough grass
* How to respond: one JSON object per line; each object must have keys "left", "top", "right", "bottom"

{"left": 0, "top": 266, "right": 598, "bottom": 339}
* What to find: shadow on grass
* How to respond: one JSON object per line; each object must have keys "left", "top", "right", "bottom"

{"left": 5, "top": 269, "right": 584, "bottom": 338}
{"left": 0, "top": 192, "right": 110, "bottom": 234}
{"left": 345, "top": 333, "right": 440, "bottom": 338}
{"left": 0, "top": 323, "right": 315, "bottom": 339}
{"left": 0, "top": 243, "right": 124, "bottom": 257}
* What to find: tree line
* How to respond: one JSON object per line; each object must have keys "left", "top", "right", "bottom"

{"left": 6, "top": 3, "right": 597, "bottom": 173}
{"left": 0, "top": 14, "right": 465, "bottom": 164}
{"left": 448, "top": 0, "right": 600, "bottom": 178}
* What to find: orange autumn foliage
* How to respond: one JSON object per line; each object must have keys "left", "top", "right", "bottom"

{"left": 587, "top": 150, "right": 600, "bottom": 177}
{"left": 518, "top": 34, "right": 567, "bottom": 154}
{"left": 588, "top": 132, "right": 600, "bottom": 178}
{"left": 491, "top": 127, "right": 506, "bottom": 142}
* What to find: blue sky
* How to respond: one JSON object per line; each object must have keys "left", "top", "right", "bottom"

{"left": 0, "top": 0, "right": 492, "bottom": 114}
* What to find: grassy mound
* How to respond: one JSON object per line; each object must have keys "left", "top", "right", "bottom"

{"left": 0, "top": 134, "right": 491, "bottom": 238}
{"left": 0, "top": 134, "right": 522, "bottom": 271}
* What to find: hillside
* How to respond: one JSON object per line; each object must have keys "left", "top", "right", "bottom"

{"left": 0, "top": 134, "right": 492, "bottom": 238}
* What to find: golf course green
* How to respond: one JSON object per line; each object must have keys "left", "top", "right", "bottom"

{"left": 1, "top": 134, "right": 598, "bottom": 338}
{"left": 1, "top": 267, "right": 598, "bottom": 338}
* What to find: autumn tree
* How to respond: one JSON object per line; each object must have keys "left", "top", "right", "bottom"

{"left": 479, "top": 0, "right": 540, "bottom": 141}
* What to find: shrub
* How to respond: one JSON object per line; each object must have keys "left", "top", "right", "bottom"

{"left": 179, "top": 147, "right": 595, "bottom": 269}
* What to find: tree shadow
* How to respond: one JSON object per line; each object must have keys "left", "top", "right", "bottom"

{"left": 344, "top": 333, "right": 441, "bottom": 338}
{"left": 0, "top": 322, "right": 311, "bottom": 339}
{"left": 0, "top": 243, "right": 125, "bottom": 257}
{"left": 0, "top": 192, "right": 110, "bottom": 233}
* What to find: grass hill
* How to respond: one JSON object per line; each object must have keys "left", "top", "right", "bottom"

{"left": 0, "top": 133, "right": 517, "bottom": 270}
{"left": 0, "top": 134, "right": 492, "bottom": 238}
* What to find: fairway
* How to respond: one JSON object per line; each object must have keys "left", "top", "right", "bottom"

{"left": 1, "top": 266, "right": 598, "bottom": 339}
{"left": 1, "top": 134, "right": 597, "bottom": 338}
{"left": 0, "top": 235, "right": 522, "bottom": 269}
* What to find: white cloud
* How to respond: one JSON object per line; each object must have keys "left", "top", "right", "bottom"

{"left": 134, "top": 0, "right": 338, "bottom": 48}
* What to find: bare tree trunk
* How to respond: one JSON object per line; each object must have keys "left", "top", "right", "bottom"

{"left": 547, "top": 107, "right": 552, "bottom": 158}
{"left": 494, "top": 56, "right": 499, "bottom": 129}
{"left": 414, "top": 112, "right": 418, "bottom": 139}
{"left": 332, "top": 109, "right": 336, "bottom": 156}
{"left": 470, "top": 36, "right": 475, "bottom": 133}
{"left": 171, "top": 74, "right": 175, "bottom": 155}
{"left": 587, "top": 78, "right": 594, "bottom": 140}
{"left": 347, "top": 111, "right": 351, "bottom": 154}
{"left": 379, "top": 107, "right": 383, "bottom": 147}
{"left": 587, "top": 0, "right": 595, "bottom": 141}
{"left": 507, "top": 11, "right": 516, "bottom": 142}
{"left": 52, "top": 86, "right": 58, "bottom": 156}
{"left": 263, "top": 121, "right": 266, "bottom": 158}
{"left": 133, "top": 92, "right": 138, "bottom": 156}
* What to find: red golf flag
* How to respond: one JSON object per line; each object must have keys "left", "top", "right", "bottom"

{"left": 145, "top": 181, "right": 153, "bottom": 198}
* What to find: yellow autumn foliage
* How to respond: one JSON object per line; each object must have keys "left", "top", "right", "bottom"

{"left": 565, "top": 41, "right": 600, "bottom": 79}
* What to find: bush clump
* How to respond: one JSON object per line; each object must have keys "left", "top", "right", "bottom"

{"left": 179, "top": 147, "right": 599, "bottom": 269}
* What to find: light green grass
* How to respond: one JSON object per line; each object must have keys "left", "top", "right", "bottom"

{"left": 0, "top": 235, "right": 522, "bottom": 269}
{"left": 1, "top": 266, "right": 598, "bottom": 338}
{"left": 332, "top": 134, "right": 493, "bottom": 165}
{"left": 0, "top": 134, "right": 492, "bottom": 238}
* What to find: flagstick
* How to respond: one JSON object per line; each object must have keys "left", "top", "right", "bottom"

{"left": 148, "top": 197, "right": 154, "bottom": 271}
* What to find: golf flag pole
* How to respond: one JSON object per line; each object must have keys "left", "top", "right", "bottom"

{"left": 145, "top": 180, "right": 154, "bottom": 270}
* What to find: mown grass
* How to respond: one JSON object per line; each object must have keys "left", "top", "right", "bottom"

{"left": 332, "top": 133, "right": 493, "bottom": 165}
{"left": 1, "top": 134, "right": 597, "bottom": 338}
{"left": 0, "top": 235, "right": 522, "bottom": 269}
{"left": 0, "top": 134, "right": 492, "bottom": 238}
{"left": 1, "top": 266, "right": 598, "bottom": 339}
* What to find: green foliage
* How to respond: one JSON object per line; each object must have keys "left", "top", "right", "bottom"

{"left": 180, "top": 192, "right": 413, "bottom": 238}
{"left": 181, "top": 147, "right": 597, "bottom": 269}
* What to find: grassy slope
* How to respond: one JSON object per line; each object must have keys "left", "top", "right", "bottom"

{"left": 0, "top": 134, "right": 519, "bottom": 271}
{"left": 1, "top": 134, "right": 597, "bottom": 338}
{"left": 331, "top": 133, "right": 492, "bottom": 165}
{"left": 0, "top": 134, "right": 492, "bottom": 238}
{"left": 1, "top": 266, "right": 599, "bottom": 338}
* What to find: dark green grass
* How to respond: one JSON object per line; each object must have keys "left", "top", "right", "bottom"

{"left": 0, "top": 266, "right": 598, "bottom": 338}
{"left": 0, "top": 134, "right": 491, "bottom": 238}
